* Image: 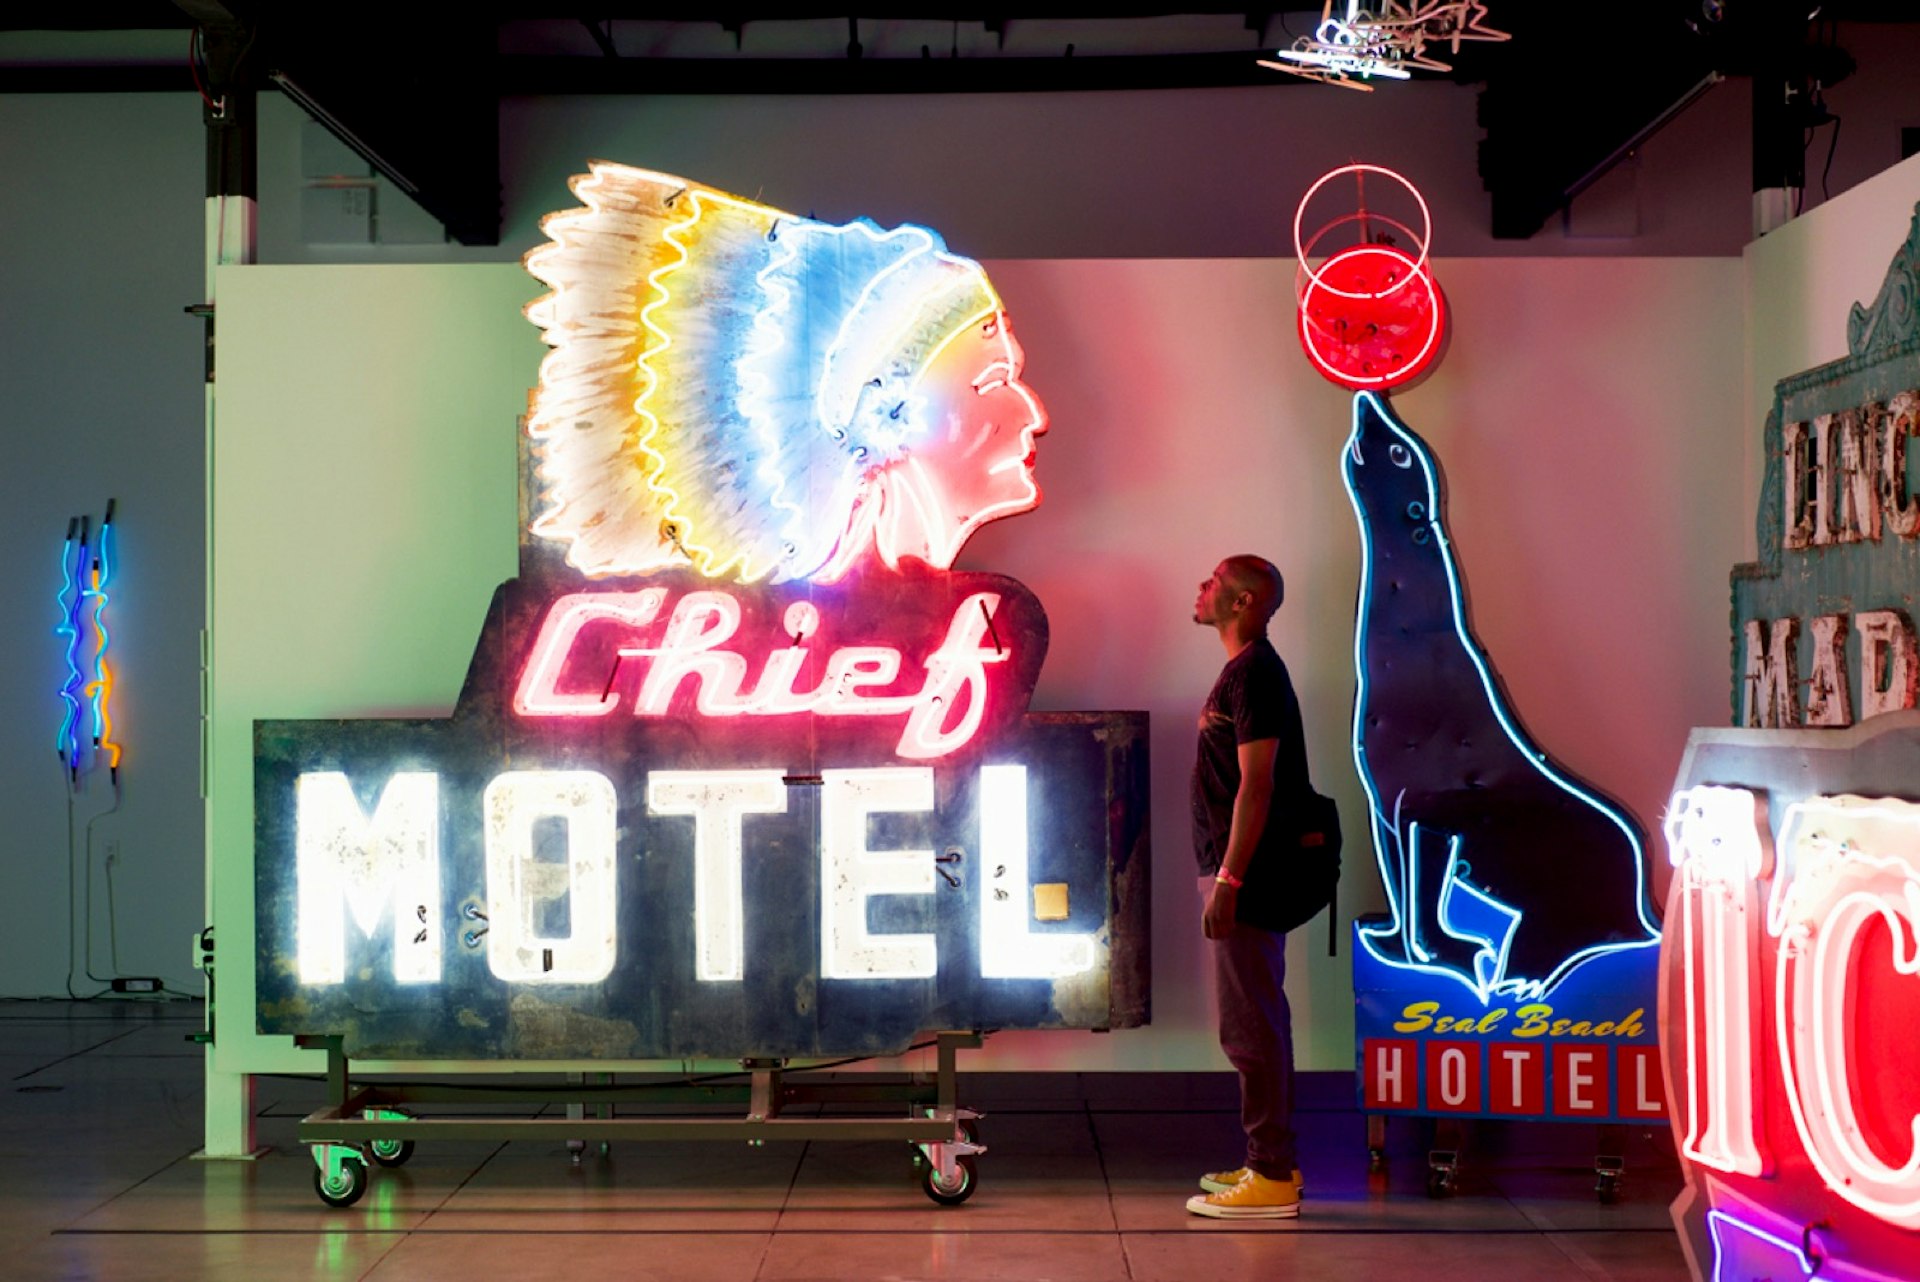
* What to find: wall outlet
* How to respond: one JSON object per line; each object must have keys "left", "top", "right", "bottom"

{"left": 111, "top": 977, "right": 161, "bottom": 994}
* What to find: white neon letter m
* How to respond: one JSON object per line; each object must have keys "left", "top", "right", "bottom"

{"left": 295, "top": 771, "right": 441, "bottom": 985}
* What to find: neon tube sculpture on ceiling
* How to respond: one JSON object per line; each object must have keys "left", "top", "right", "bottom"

{"left": 523, "top": 163, "right": 1047, "bottom": 585}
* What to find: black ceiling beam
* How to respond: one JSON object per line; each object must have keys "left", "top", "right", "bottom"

{"left": 498, "top": 48, "right": 1300, "bottom": 94}
{"left": 1477, "top": 4, "right": 1724, "bottom": 240}
{"left": 0, "top": 65, "right": 193, "bottom": 91}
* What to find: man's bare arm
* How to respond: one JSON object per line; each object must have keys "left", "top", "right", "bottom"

{"left": 1204, "top": 737, "right": 1278, "bottom": 940}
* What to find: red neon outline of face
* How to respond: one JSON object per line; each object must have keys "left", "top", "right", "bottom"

{"left": 870, "top": 310, "right": 1048, "bottom": 570}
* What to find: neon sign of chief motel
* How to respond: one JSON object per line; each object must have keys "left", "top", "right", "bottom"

{"left": 253, "top": 165, "right": 1150, "bottom": 1060}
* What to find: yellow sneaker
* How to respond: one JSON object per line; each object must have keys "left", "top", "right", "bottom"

{"left": 1186, "top": 1170, "right": 1301, "bottom": 1219}
{"left": 1199, "top": 1166, "right": 1304, "bottom": 1195}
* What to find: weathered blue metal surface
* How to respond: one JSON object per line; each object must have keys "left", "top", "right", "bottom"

{"left": 255, "top": 565, "right": 1150, "bottom": 1060}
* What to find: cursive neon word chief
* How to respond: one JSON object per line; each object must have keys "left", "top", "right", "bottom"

{"left": 514, "top": 588, "right": 1011, "bottom": 759}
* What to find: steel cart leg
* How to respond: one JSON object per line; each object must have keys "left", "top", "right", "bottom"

{"left": 1594, "top": 1123, "right": 1626, "bottom": 1203}
{"left": 914, "top": 1032, "right": 985, "bottom": 1204}
{"left": 1367, "top": 1113, "right": 1388, "bottom": 1171}
{"left": 1426, "top": 1117, "right": 1468, "bottom": 1198}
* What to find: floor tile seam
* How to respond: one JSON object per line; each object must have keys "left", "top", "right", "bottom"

{"left": 409, "top": 1139, "right": 515, "bottom": 1231}
{"left": 1081, "top": 1099, "right": 1127, "bottom": 1248}
{"left": 47, "top": 1144, "right": 204, "bottom": 1229}
{"left": 9, "top": 1023, "right": 149, "bottom": 1081}
{"left": 751, "top": 1141, "right": 808, "bottom": 1282}
{"left": 49, "top": 1225, "right": 1681, "bottom": 1238}
{"left": 763, "top": 1135, "right": 812, "bottom": 1241}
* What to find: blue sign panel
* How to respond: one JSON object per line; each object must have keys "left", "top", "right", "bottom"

{"left": 1353, "top": 923, "right": 1663, "bottom": 1122}
{"left": 255, "top": 567, "right": 1149, "bottom": 1060}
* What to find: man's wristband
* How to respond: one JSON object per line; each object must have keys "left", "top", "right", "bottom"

{"left": 1214, "top": 870, "right": 1243, "bottom": 889}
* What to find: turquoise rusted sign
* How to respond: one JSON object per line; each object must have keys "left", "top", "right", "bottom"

{"left": 1733, "top": 205, "right": 1920, "bottom": 728}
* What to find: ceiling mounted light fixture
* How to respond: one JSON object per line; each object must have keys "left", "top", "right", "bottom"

{"left": 1259, "top": 1, "right": 1509, "bottom": 91}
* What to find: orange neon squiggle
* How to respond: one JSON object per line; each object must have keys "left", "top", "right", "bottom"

{"left": 634, "top": 193, "right": 724, "bottom": 576}
{"left": 84, "top": 562, "right": 122, "bottom": 770}
{"left": 84, "top": 661, "right": 119, "bottom": 769}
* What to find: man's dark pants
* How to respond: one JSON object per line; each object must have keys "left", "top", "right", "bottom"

{"left": 1203, "top": 876, "right": 1299, "bottom": 1179}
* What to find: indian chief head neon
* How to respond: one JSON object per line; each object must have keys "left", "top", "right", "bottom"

{"left": 523, "top": 162, "right": 1047, "bottom": 584}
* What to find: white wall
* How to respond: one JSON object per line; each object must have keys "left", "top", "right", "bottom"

{"left": 1743, "top": 152, "right": 1920, "bottom": 559}
{"left": 0, "top": 93, "right": 208, "bottom": 998}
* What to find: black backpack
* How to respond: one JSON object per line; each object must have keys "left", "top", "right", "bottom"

{"left": 1234, "top": 788, "right": 1342, "bottom": 935}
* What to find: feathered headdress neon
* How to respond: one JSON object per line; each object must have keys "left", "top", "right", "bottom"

{"left": 524, "top": 162, "right": 1022, "bottom": 583}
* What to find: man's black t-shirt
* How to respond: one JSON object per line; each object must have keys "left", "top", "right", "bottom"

{"left": 1191, "top": 636, "right": 1310, "bottom": 875}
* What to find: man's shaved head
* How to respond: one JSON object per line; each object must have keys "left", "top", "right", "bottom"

{"left": 1220, "top": 555, "right": 1284, "bottom": 625}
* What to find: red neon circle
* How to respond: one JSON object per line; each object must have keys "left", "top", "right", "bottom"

{"left": 1297, "top": 244, "right": 1446, "bottom": 391}
{"left": 1293, "top": 164, "right": 1433, "bottom": 300}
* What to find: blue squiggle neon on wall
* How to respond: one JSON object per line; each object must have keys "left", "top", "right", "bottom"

{"left": 54, "top": 504, "right": 121, "bottom": 781}
{"left": 55, "top": 516, "right": 90, "bottom": 774}
{"left": 1341, "top": 391, "right": 1659, "bottom": 1002}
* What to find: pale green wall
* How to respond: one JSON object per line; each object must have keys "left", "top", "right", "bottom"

{"left": 206, "top": 265, "right": 533, "bottom": 1073}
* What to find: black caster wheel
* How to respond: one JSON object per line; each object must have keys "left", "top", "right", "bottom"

{"left": 315, "top": 1154, "right": 369, "bottom": 1208}
{"left": 1596, "top": 1173, "right": 1623, "bottom": 1204}
{"left": 368, "top": 1137, "right": 415, "bottom": 1168}
{"left": 1426, "top": 1168, "right": 1456, "bottom": 1199}
{"left": 363, "top": 1108, "right": 415, "bottom": 1167}
{"left": 922, "top": 1154, "right": 978, "bottom": 1206}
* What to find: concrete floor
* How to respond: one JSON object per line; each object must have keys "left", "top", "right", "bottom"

{"left": 2, "top": 1001, "right": 1692, "bottom": 1281}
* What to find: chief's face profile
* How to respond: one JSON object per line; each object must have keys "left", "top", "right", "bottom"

{"left": 921, "top": 312, "right": 1046, "bottom": 509}
{"left": 870, "top": 309, "right": 1048, "bottom": 569}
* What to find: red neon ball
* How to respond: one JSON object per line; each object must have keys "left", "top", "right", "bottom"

{"left": 1297, "top": 244, "right": 1446, "bottom": 391}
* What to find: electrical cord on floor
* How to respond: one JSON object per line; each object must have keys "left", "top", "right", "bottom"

{"left": 60, "top": 771, "right": 191, "bottom": 1002}
{"left": 65, "top": 783, "right": 107, "bottom": 1001}
{"left": 80, "top": 776, "right": 123, "bottom": 987}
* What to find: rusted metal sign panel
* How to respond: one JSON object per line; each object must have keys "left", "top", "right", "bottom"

{"left": 256, "top": 566, "right": 1150, "bottom": 1060}
{"left": 1733, "top": 205, "right": 1920, "bottom": 728}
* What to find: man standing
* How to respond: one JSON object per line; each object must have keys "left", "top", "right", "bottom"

{"left": 1186, "top": 555, "right": 1308, "bottom": 1219}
